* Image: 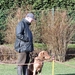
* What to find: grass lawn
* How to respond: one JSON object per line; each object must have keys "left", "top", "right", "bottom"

{"left": 0, "top": 43, "right": 75, "bottom": 75}
{"left": 0, "top": 58, "right": 75, "bottom": 75}
{"left": 0, "top": 64, "right": 17, "bottom": 75}
{"left": 67, "top": 44, "right": 75, "bottom": 49}
{"left": 42, "top": 59, "right": 75, "bottom": 75}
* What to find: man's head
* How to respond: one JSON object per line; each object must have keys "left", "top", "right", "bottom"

{"left": 25, "top": 13, "right": 35, "bottom": 23}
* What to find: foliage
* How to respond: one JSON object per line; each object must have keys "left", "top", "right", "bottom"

{"left": 32, "top": 10, "right": 42, "bottom": 43}
{"left": 4, "top": 7, "right": 75, "bottom": 62}
{"left": 0, "top": 0, "right": 15, "bottom": 44}
{"left": 5, "top": 8, "right": 25, "bottom": 43}
{"left": 41, "top": 10, "right": 75, "bottom": 62}
{"left": 0, "top": 0, "right": 75, "bottom": 10}
{"left": 0, "top": 0, "right": 75, "bottom": 44}
{"left": 5, "top": 8, "right": 43, "bottom": 44}
{"left": 27, "top": 0, "right": 75, "bottom": 10}
{"left": 0, "top": 9, "right": 7, "bottom": 44}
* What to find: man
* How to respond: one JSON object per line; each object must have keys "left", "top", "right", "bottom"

{"left": 14, "top": 13, "right": 35, "bottom": 75}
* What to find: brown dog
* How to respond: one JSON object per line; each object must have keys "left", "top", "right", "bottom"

{"left": 27, "top": 51, "right": 50, "bottom": 75}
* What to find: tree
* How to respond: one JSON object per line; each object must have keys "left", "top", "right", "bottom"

{"left": 41, "top": 10, "right": 75, "bottom": 62}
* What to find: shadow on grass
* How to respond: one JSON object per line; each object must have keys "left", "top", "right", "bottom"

{"left": 66, "top": 48, "right": 75, "bottom": 61}
{"left": 56, "top": 74, "right": 75, "bottom": 75}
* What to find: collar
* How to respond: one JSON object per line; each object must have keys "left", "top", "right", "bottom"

{"left": 23, "top": 18, "right": 31, "bottom": 26}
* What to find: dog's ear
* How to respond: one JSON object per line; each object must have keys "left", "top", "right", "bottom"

{"left": 42, "top": 51, "right": 47, "bottom": 55}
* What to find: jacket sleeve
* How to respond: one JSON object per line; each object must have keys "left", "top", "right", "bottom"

{"left": 16, "top": 22, "right": 29, "bottom": 42}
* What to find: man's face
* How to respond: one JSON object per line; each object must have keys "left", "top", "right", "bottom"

{"left": 27, "top": 17, "right": 34, "bottom": 23}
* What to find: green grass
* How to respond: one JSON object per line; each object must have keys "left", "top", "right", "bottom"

{"left": 42, "top": 59, "right": 75, "bottom": 75}
{"left": 67, "top": 44, "right": 75, "bottom": 49}
{"left": 34, "top": 43, "right": 47, "bottom": 50}
{"left": 34, "top": 43, "right": 75, "bottom": 49}
{"left": 0, "top": 64, "right": 17, "bottom": 75}
{"left": 34, "top": 43, "right": 75, "bottom": 50}
{"left": 4, "top": 43, "right": 75, "bottom": 50}
{"left": 1, "top": 43, "right": 75, "bottom": 75}
{"left": 0, "top": 58, "right": 75, "bottom": 75}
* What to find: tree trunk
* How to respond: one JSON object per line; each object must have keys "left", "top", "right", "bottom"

{"left": 51, "top": 44, "right": 67, "bottom": 62}
{"left": 56, "top": 48, "right": 67, "bottom": 62}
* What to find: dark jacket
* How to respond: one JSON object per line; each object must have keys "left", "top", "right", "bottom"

{"left": 14, "top": 18, "right": 34, "bottom": 52}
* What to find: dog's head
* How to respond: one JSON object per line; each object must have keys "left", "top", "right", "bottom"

{"left": 38, "top": 51, "right": 50, "bottom": 60}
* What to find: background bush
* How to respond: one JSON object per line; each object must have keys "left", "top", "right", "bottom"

{"left": 0, "top": 0, "right": 75, "bottom": 44}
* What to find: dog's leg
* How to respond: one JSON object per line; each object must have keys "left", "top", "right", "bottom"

{"left": 33, "top": 67, "right": 36, "bottom": 75}
{"left": 33, "top": 63, "right": 37, "bottom": 75}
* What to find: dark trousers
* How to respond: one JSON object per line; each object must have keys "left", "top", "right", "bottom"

{"left": 17, "top": 52, "right": 30, "bottom": 75}
{"left": 23, "top": 52, "right": 30, "bottom": 75}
